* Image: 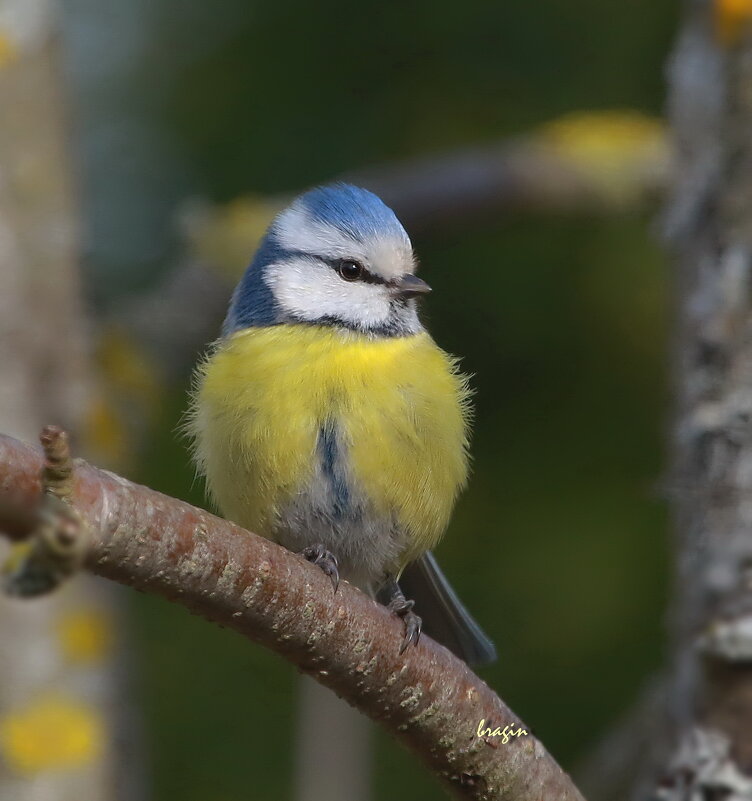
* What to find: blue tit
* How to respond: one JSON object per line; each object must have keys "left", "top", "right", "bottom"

{"left": 188, "top": 183, "right": 495, "bottom": 665}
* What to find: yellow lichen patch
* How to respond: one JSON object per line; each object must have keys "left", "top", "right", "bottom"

{"left": 538, "top": 110, "right": 669, "bottom": 206}
{"left": 1, "top": 543, "right": 33, "bottom": 575}
{"left": 715, "top": 0, "right": 752, "bottom": 45}
{"left": 58, "top": 610, "right": 112, "bottom": 664}
{"left": 0, "top": 32, "right": 17, "bottom": 68}
{"left": 188, "top": 195, "right": 281, "bottom": 279}
{"left": 0, "top": 695, "right": 103, "bottom": 775}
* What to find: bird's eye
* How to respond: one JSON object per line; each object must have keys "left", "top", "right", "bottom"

{"left": 337, "top": 260, "right": 363, "bottom": 282}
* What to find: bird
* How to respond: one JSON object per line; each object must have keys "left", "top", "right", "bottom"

{"left": 187, "top": 183, "right": 496, "bottom": 666}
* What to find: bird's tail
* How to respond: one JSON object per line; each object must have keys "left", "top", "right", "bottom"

{"left": 397, "top": 551, "right": 497, "bottom": 666}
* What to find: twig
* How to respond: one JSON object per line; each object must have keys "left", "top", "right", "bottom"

{"left": 39, "top": 424, "right": 76, "bottom": 502}
{"left": 4, "top": 426, "right": 88, "bottom": 596}
{"left": 0, "top": 430, "right": 585, "bottom": 801}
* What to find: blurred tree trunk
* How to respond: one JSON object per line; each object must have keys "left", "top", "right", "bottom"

{"left": 0, "top": 3, "right": 133, "bottom": 800}
{"left": 658, "top": 0, "right": 752, "bottom": 794}
{"left": 295, "top": 678, "right": 371, "bottom": 801}
{"left": 573, "top": 4, "right": 752, "bottom": 799}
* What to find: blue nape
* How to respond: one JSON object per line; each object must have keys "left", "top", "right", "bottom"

{"left": 222, "top": 232, "right": 286, "bottom": 334}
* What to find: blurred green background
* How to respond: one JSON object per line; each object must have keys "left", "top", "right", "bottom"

{"left": 66, "top": 1, "right": 677, "bottom": 798}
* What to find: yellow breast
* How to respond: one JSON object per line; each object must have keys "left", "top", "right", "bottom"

{"left": 188, "top": 324, "right": 471, "bottom": 565}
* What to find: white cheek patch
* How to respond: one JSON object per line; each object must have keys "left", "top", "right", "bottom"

{"left": 264, "top": 259, "right": 393, "bottom": 329}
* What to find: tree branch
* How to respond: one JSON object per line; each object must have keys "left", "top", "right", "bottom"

{"left": 0, "top": 431, "right": 584, "bottom": 801}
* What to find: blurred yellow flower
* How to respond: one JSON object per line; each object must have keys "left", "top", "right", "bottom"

{"left": 0, "top": 32, "right": 16, "bottom": 68}
{"left": 1, "top": 543, "right": 33, "bottom": 575}
{"left": 539, "top": 110, "right": 669, "bottom": 206}
{"left": 97, "top": 329, "right": 162, "bottom": 416}
{"left": 187, "top": 195, "right": 281, "bottom": 279}
{"left": 83, "top": 329, "right": 164, "bottom": 468}
{"left": 82, "top": 393, "right": 129, "bottom": 468}
{"left": 58, "top": 610, "right": 112, "bottom": 664}
{"left": 715, "top": 0, "right": 752, "bottom": 45}
{"left": 0, "top": 695, "right": 103, "bottom": 775}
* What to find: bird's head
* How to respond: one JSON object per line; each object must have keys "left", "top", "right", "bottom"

{"left": 224, "top": 184, "right": 430, "bottom": 337}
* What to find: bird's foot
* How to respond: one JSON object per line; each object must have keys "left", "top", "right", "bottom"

{"left": 388, "top": 594, "right": 422, "bottom": 654}
{"left": 299, "top": 544, "right": 339, "bottom": 592}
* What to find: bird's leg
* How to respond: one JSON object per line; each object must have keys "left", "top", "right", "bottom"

{"left": 379, "top": 576, "right": 422, "bottom": 653}
{"left": 299, "top": 544, "right": 339, "bottom": 592}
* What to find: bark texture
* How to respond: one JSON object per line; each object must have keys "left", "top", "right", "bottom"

{"left": 0, "top": 432, "right": 585, "bottom": 801}
{"left": 658, "top": 0, "right": 752, "bottom": 796}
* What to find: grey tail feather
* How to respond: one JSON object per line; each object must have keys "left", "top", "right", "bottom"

{"left": 397, "top": 551, "right": 497, "bottom": 666}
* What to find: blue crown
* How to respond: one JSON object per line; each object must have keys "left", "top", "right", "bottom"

{"left": 297, "top": 183, "right": 408, "bottom": 244}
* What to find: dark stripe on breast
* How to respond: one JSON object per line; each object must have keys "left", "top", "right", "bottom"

{"left": 318, "top": 423, "right": 351, "bottom": 519}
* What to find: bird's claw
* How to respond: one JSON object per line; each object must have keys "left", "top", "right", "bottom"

{"left": 300, "top": 544, "right": 339, "bottom": 592}
{"left": 388, "top": 596, "right": 422, "bottom": 653}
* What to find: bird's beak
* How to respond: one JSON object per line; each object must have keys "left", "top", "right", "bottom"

{"left": 393, "top": 274, "right": 432, "bottom": 299}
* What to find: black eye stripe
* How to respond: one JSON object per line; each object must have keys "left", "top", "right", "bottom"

{"left": 328, "top": 258, "right": 384, "bottom": 285}
{"left": 278, "top": 248, "right": 388, "bottom": 285}
{"left": 336, "top": 259, "right": 386, "bottom": 284}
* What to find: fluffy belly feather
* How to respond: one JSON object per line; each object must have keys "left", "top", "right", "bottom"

{"left": 188, "top": 325, "right": 470, "bottom": 586}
